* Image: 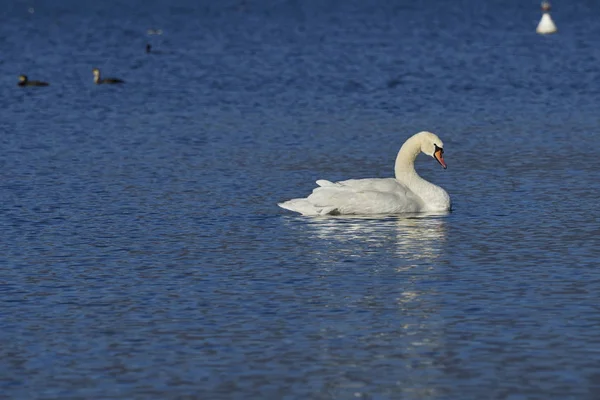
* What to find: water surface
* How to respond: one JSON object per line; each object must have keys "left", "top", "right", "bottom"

{"left": 1, "top": 0, "right": 600, "bottom": 398}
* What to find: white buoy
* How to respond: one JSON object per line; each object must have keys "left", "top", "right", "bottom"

{"left": 536, "top": 1, "right": 557, "bottom": 34}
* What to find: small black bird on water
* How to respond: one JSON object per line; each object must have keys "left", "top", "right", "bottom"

{"left": 18, "top": 75, "right": 49, "bottom": 87}
{"left": 92, "top": 68, "right": 124, "bottom": 84}
{"left": 145, "top": 43, "right": 166, "bottom": 55}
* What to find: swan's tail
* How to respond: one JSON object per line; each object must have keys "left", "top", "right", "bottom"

{"left": 316, "top": 179, "right": 337, "bottom": 187}
{"left": 279, "top": 180, "right": 342, "bottom": 216}
{"left": 278, "top": 198, "right": 320, "bottom": 216}
{"left": 278, "top": 197, "right": 339, "bottom": 216}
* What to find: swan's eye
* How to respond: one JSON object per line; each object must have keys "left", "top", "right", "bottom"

{"left": 434, "top": 144, "right": 443, "bottom": 154}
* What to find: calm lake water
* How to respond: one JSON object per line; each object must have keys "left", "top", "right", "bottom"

{"left": 2, "top": 0, "right": 600, "bottom": 398}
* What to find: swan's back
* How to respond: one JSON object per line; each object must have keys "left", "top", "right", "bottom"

{"left": 279, "top": 178, "right": 425, "bottom": 216}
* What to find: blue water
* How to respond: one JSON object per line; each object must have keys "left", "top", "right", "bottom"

{"left": 2, "top": 0, "right": 600, "bottom": 398}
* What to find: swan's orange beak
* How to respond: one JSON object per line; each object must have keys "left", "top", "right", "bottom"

{"left": 434, "top": 148, "right": 447, "bottom": 169}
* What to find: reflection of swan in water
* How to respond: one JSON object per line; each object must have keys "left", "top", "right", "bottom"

{"left": 392, "top": 214, "right": 447, "bottom": 264}
{"left": 299, "top": 214, "right": 447, "bottom": 310}
{"left": 301, "top": 213, "right": 447, "bottom": 264}
{"left": 293, "top": 213, "right": 448, "bottom": 390}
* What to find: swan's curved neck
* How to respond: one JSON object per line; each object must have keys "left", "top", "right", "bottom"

{"left": 394, "top": 135, "right": 421, "bottom": 176}
{"left": 394, "top": 135, "right": 450, "bottom": 211}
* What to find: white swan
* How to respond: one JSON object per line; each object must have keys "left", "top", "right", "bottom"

{"left": 278, "top": 131, "right": 451, "bottom": 216}
{"left": 536, "top": 1, "right": 557, "bottom": 34}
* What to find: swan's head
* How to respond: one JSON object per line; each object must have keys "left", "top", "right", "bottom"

{"left": 418, "top": 131, "right": 447, "bottom": 169}
{"left": 541, "top": 1, "right": 551, "bottom": 12}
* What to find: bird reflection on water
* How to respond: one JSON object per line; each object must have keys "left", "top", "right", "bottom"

{"left": 305, "top": 213, "right": 449, "bottom": 303}
{"left": 287, "top": 213, "right": 450, "bottom": 395}
{"left": 302, "top": 213, "right": 448, "bottom": 262}
{"left": 298, "top": 212, "right": 449, "bottom": 310}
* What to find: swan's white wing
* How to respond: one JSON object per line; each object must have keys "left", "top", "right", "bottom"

{"left": 278, "top": 178, "right": 426, "bottom": 215}
{"left": 329, "top": 178, "right": 411, "bottom": 193}
{"left": 307, "top": 178, "right": 424, "bottom": 215}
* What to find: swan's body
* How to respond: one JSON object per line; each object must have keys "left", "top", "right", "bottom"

{"left": 278, "top": 131, "right": 451, "bottom": 216}
{"left": 536, "top": 2, "right": 557, "bottom": 34}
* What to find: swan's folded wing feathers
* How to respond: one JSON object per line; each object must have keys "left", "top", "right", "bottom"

{"left": 338, "top": 190, "right": 423, "bottom": 214}
{"left": 336, "top": 178, "right": 406, "bottom": 193}
{"left": 278, "top": 177, "right": 434, "bottom": 216}
{"left": 306, "top": 180, "right": 424, "bottom": 215}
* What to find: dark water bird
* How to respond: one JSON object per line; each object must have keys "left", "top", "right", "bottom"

{"left": 145, "top": 43, "right": 167, "bottom": 55}
{"left": 18, "top": 75, "right": 49, "bottom": 87}
{"left": 92, "top": 68, "right": 124, "bottom": 84}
